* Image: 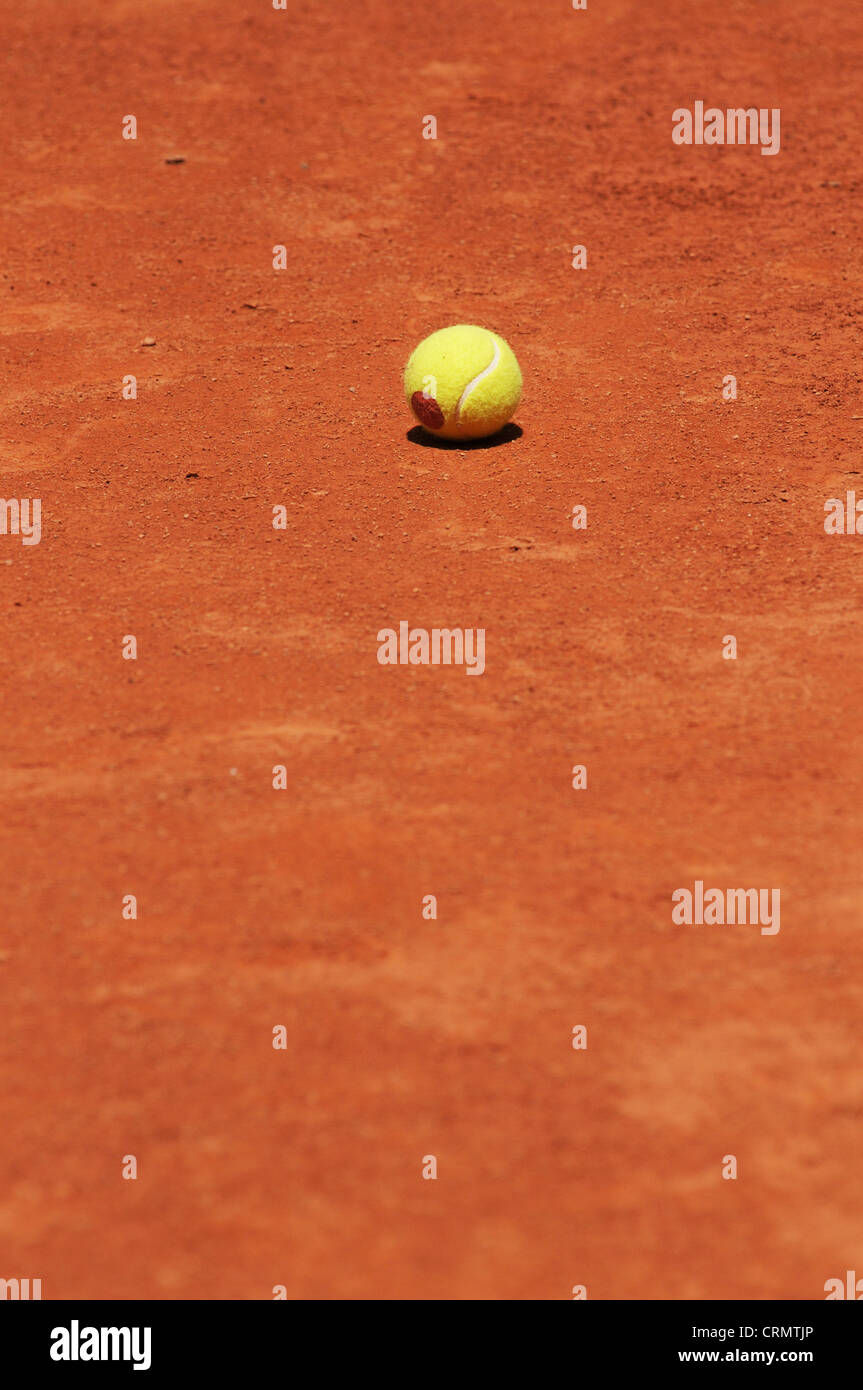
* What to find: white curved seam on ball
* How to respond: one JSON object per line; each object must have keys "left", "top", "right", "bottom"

{"left": 455, "top": 337, "right": 500, "bottom": 422}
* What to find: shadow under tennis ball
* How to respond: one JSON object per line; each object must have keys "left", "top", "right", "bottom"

{"left": 406, "top": 423, "right": 523, "bottom": 450}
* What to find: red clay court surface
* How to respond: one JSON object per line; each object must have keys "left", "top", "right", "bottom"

{"left": 1, "top": 0, "right": 862, "bottom": 1300}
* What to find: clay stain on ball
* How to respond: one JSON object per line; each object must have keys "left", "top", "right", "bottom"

{"left": 411, "top": 391, "right": 444, "bottom": 430}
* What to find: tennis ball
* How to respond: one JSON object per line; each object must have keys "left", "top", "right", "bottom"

{"left": 404, "top": 324, "right": 522, "bottom": 440}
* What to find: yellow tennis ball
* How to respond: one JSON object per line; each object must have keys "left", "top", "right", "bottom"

{"left": 404, "top": 324, "right": 522, "bottom": 440}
